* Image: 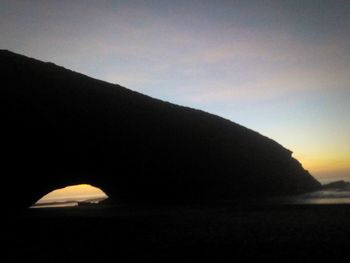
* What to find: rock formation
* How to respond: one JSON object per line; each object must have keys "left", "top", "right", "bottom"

{"left": 0, "top": 50, "right": 321, "bottom": 209}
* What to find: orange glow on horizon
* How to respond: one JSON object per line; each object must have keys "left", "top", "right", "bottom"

{"left": 35, "top": 184, "right": 108, "bottom": 204}
{"left": 292, "top": 151, "right": 350, "bottom": 182}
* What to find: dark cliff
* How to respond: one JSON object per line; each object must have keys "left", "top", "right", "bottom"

{"left": 0, "top": 50, "right": 321, "bottom": 209}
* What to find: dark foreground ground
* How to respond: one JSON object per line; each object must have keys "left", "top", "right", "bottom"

{"left": 4, "top": 203, "right": 350, "bottom": 262}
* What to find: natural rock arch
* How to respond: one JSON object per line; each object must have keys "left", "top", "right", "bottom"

{"left": 1, "top": 50, "right": 321, "bottom": 210}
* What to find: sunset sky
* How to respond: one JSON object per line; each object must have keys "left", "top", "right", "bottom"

{"left": 34, "top": 184, "right": 108, "bottom": 204}
{"left": 1, "top": 0, "right": 349, "bottom": 185}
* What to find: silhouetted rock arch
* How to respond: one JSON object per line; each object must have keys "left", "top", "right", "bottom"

{"left": 0, "top": 50, "right": 321, "bottom": 210}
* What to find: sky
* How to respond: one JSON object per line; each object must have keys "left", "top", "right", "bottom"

{"left": 1, "top": 0, "right": 350, "bottom": 185}
{"left": 34, "top": 184, "right": 108, "bottom": 204}
{"left": 35, "top": 184, "right": 108, "bottom": 207}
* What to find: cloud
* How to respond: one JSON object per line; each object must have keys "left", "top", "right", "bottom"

{"left": 3, "top": 0, "right": 348, "bottom": 105}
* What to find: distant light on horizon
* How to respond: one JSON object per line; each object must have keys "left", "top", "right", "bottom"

{"left": 33, "top": 184, "right": 108, "bottom": 207}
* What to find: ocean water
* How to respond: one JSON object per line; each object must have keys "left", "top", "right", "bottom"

{"left": 30, "top": 189, "right": 350, "bottom": 208}
{"left": 30, "top": 195, "right": 108, "bottom": 208}
{"left": 30, "top": 202, "right": 79, "bottom": 208}
{"left": 283, "top": 189, "right": 350, "bottom": 205}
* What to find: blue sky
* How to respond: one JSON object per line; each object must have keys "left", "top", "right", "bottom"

{"left": 1, "top": 0, "right": 349, "bottom": 182}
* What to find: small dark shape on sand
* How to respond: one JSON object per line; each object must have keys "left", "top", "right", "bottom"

{"left": 0, "top": 50, "right": 320, "bottom": 210}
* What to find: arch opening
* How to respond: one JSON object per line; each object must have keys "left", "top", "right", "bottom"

{"left": 30, "top": 184, "right": 109, "bottom": 208}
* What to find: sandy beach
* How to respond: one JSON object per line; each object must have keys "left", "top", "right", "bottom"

{"left": 4, "top": 203, "right": 350, "bottom": 262}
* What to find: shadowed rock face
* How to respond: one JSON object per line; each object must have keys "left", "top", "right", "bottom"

{"left": 0, "top": 50, "right": 321, "bottom": 209}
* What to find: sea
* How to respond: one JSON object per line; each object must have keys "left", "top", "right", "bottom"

{"left": 30, "top": 195, "right": 108, "bottom": 208}
{"left": 30, "top": 188, "right": 350, "bottom": 208}
{"left": 280, "top": 189, "right": 350, "bottom": 205}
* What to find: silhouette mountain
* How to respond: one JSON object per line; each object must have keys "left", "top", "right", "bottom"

{"left": 1, "top": 50, "right": 321, "bottom": 209}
